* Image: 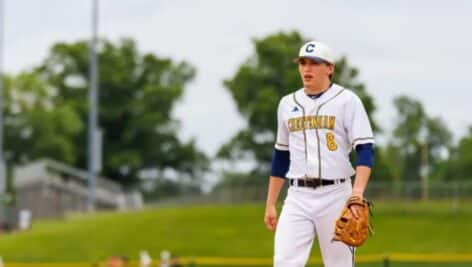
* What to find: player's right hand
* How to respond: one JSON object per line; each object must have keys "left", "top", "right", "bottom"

{"left": 264, "top": 205, "right": 278, "bottom": 231}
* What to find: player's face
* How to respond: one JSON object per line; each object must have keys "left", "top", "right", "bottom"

{"left": 298, "top": 57, "right": 334, "bottom": 88}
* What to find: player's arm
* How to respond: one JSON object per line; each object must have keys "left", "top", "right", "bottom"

{"left": 352, "top": 166, "right": 371, "bottom": 196}
{"left": 344, "top": 94, "right": 375, "bottom": 217}
{"left": 266, "top": 176, "right": 285, "bottom": 208}
{"left": 265, "top": 176, "right": 285, "bottom": 231}
{"left": 345, "top": 95, "right": 375, "bottom": 194}
{"left": 265, "top": 98, "right": 289, "bottom": 231}
{"left": 352, "top": 143, "right": 374, "bottom": 195}
{"left": 351, "top": 143, "right": 374, "bottom": 218}
{"left": 264, "top": 149, "right": 289, "bottom": 231}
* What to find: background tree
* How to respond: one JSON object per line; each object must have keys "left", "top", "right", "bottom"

{"left": 3, "top": 72, "right": 83, "bottom": 165}
{"left": 387, "top": 95, "right": 451, "bottom": 182}
{"left": 446, "top": 127, "right": 472, "bottom": 180}
{"left": 32, "top": 38, "right": 208, "bottom": 188}
{"left": 217, "top": 31, "right": 389, "bottom": 185}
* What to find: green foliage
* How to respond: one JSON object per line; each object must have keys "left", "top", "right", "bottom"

{"left": 3, "top": 72, "right": 83, "bottom": 165}
{"left": 332, "top": 57, "right": 378, "bottom": 131}
{"left": 218, "top": 31, "right": 380, "bottom": 180}
{"left": 33, "top": 38, "right": 208, "bottom": 186}
{"left": 371, "top": 146, "right": 394, "bottom": 181}
{"left": 0, "top": 202, "right": 470, "bottom": 262}
{"left": 219, "top": 32, "right": 304, "bottom": 172}
{"left": 388, "top": 96, "right": 452, "bottom": 181}
{"left": 447, "top": 127, "right": 472, "bottom": 180}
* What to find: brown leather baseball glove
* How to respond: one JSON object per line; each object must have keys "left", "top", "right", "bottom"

{"left": 332, "top": 196, "right": 373, "bottom": 247}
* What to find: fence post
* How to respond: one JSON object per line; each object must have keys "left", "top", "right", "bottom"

{"left": 452, "top": 181, "right": 460, "bottom": 212}
{"left": 188, "top": 256, "right": 196, "bottom": 267}
{"left": 383, "top": 255, "right": 390, "bottom": 267}
{"left": 139, "top": 250, "right": 152, "bottom": 267}
{"left": 160, "top": 250, "right": 170, "bottom": 267}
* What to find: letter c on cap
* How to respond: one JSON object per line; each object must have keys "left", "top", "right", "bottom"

{"left": 305, "top": 44, "right": 315, "bottom": 53}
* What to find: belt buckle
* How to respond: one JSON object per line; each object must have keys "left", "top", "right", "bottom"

{"left": 306, "top": 177, "right": 321, "bottom": 188}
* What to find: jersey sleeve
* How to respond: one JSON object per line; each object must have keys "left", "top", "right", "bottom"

{"left": 345, "top": 95, "right": 375, "bottom": 148}
{"left": 274, "top": 98, "right": 289, "bottom": 151}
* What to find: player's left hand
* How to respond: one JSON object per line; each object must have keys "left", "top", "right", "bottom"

{"left": 333, "top": 195, "right": 372, "bottom": 247}
{"left": 349, "top": 193, "right": 364, "bottom": 219}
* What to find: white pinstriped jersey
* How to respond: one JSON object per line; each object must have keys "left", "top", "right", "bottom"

{"left": 274, "top": 83, "right": 375, "bottom": 180}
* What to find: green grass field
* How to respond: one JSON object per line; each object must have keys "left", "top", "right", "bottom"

{"left": 0, "top": 201, "right": 471, "bottom": 265}
{"left": 197, "top": 265, "right": 471, "bottom": 267}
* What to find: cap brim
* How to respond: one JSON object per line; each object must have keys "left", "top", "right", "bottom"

{"left": 293, "top": 56, "right": 330, "bottom": 64}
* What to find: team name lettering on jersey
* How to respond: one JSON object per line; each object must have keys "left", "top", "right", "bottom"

{"left": 288, "top": 115, "right": 336, "bottom": 132}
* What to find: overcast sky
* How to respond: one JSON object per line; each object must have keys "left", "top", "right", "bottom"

{"left": 3, "top": 0, "right": 472, "bottom": 156}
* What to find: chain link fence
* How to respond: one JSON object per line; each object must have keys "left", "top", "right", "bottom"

{"left": 149, "top": 180, "right": 472, "bottom": 206}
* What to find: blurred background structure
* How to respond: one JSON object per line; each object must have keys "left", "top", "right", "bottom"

{"left": 13, "top": 158, "right": 142, "bottom": 220}
{"left": 0, "top": 0, "right": 471, "bottom": 266}
{"left": 0, "top": 0, "right": 6, "bottom": 207}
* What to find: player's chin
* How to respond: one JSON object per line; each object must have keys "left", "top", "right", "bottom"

{"left": 302, "top": 80, "right": 314, "bottom": 88}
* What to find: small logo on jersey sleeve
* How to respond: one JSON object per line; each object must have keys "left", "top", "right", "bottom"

{"left": 292, "top": 106, "right": 299, "bottom": 112}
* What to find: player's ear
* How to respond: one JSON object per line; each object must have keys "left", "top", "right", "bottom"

{"left": 327, "top": 63, "right": 334, "bottom": 75}
{"left": 325, "top": 63, "right": 334, "bottom": 77}
{"left": 327, "top": 64, "right": 335, "bottom": 81}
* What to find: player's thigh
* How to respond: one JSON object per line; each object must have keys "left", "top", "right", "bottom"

{"left": 274, "top": 194, "right": 316, "bottom": 266}
{"left": 316, "top": 224, "right": 353, "bottom": 267}
{"left": 315, "top": 185, "right": 352, "bottom": 267}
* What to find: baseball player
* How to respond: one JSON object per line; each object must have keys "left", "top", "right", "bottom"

{"left": 264, "top": 40, "right": 375, "bottom": 267}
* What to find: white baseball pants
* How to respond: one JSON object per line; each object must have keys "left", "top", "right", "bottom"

{"left": 274, "top": 180, "right": 353, "bottom": 267}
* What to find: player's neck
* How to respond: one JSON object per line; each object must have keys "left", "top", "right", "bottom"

{"left": 304, "top": 80, "right": 331, "bottom": 95}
